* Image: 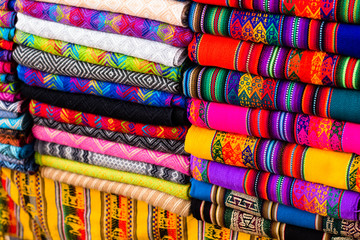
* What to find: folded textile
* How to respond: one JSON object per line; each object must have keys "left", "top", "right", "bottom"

{"left": 14, "top": 31, "right": 182, "bottom": 81}
{"left": 0, "top": 74, "right": 15, "bottom": 83}
{"left": 0, "top": 128, "right": 32, "bottom": 147}
{"left": 0, "top": 158, "right": 38, "bottom": 173}
{"left": 23, "top": 86, "right": 189, "bottom": 127}
{"left": 0, "top": 49, "right": 11, "bottom": 61}
{"left": 33, "top": 125, "right": 190, "bottom": 175}
{"left": 0, "top": 38, "right": 12, "bottom": 50}
{"left": 0, "top": 113, "right": 31, "bottom": 130}
{"left": 31, "top": 0, "right": 190, "bottom": 27}
{"left": 191, "top": 157, "right": 360, "bottom": 221}
{"left": 0, "top": 110, "right": 18, "bottom": 118}
{"left": 13, "top": 46, "right": 180, "bottom": 94}
{"left": 0, "top": 27, "right": 14, "bottom": 41}
{"left": 184, "top": 66, "right": 360, "bottom": 124}
{"left": 0, "top": 142, "right": 33, "bottom": 159}
{"left": 41, "top": 167, "right": 191, "bottom": 216}
{"left": 0, "top": 10, "right": 15, "bottom": 28}
{"left": 35, "top": 140, "right": 190, "bottom": 184}
{"left": 29, "top": 101, "right": 187, "bottom": 140}
{"left": 0, "top": 92, "right": 21, "bottom": 102}
{"left": 192, "top": 0, "right": 360, "bottom": 24}
{"left": 0, "top": 0, "right": 14, "bottom": 11}
{"left": 188, "top": 99, "right": 360, "bottom": 155}
{"left": 34, "top": 117, "right": 187, "bottom": 155}
{"left": 0, "top": 81, "right": 19, "bottom": 94}
{"left": 189, "top": 3, "right": 360, "bottom": 58}
{"left": 0, "top": 61, "right": 14, "bottom": 74}
{"left": 16, "top": 14, "right": 188, "bottom": 67}
{"left": 15, "top": 0, "right": 193, "bottom": 48}
{"left": 35, "top": 153, "right": 190, "bottom": 200}
{"left": 189, "top": 33, "right": 360, "bottom": 90}
{"left": 191, "top": 179, "right": 360, "bottom": 239}
{"left": 0, "top": 99, "right": 27, "bottom": 113}
{"left": 18, "top": 65, "right": 186, "bottom": 108}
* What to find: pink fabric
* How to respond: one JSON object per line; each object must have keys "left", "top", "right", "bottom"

{"left": 342, "top": 122, "right": 360, "bottom": 155}
{"left": 32, "top": 125, "right": 190, "bottom": 175}
{"left": 0, "top": 92, "right": 21, "bottom": 102}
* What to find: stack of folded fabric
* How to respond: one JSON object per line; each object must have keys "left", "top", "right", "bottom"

{"left": 184, "top": 0, "right": 360, "bottom": 239}
{"left": 0, "top": 0, "right": 36, "bottom": 174}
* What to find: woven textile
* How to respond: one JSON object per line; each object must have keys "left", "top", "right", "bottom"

{"left": 0, "top": 74, "right": 15, "bottom": 83}
{"left": 0, "top": 38, "right": 13, "bottom": 50}
{"left": 18, "top": 65, "right": 186, "bottom": 108}
{"left": 35, "top": 140, "right": 190, "bottom": 184}
{"left": 0, "top": 158, "right": 38, "bottom": 173}
{"left": 23, "top": 86, "right": 189, "bottom": 127}
{"left": 0, "top": 0, "right": 14, "bottom": 10}
{"left": 35, "top": 153, "right": 190, "bottom": 200}
{"left": 183, "top": 66, "right": 360, "bottom": 124}
{"left": 0, "top": 82, "right": 19, "bottom": 94}
{"left": 189, "top": 33, "right": 360, "bottom": 90}
{"left": 0, "top": 61, "right": 14, "bottom": 74}
{"left": 191, "top": 157, "right": 360, "bottom": 221}
{"left": 0, "top": 49, "right": 11, "bottom": 61}
{"left": 189, "top": 3, "right": 360, "bottom": 58}
{"left": 0, "top": 143, "right": 33, "bottom": 159}
{"left": 15, "top": 0, "right": 193, "bottom": 48}
{"left": 0, "top": 99, "right": 28, "bottom": 113}
{"left": 188, "top": 99, "right": 360, "bottom": 155}
{"left": 0, "top": 110, "right": 19, "bottom": 118}
{"left": 0, "top": 92, "right": 21, "bottom": 102}
{"left": 0, "top": 10, "right": 15, "bottom": 28}
{"left": 14, "top": 31, "right": 183, "bottom": 81}
{"left": 191, "top": 179, "right": 360, "bottom": 239}
{"left": 32, "top": 0, "right": 190, "bottom": 27}
{"left": 33, "top": 125, "right": 191, "bottom": 175}
{"left": 0, "top": 27, "right": 14, "bottom": 41}
{"left": 193, "top": 0, "right": 360, "bottom": 24}
{"left": 13, "top": 46, "right": 180, "bottom": 94}
{"left": 0, "top": 128, "right": 32, "bottom": 147}
{"left": 33, "top": 117, "right": 187, "bottom": 155}
{"left": 0, "top": 114, "right": 32, "bottom": 131}
{"left": 16, "top": 14, "right": 188, "bottom": 67}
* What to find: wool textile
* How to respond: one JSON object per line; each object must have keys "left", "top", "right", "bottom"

{"left": 0, "top": 27, "right": 14, "bottom": 41}
{"left": 0, "top": 10, "right": 15, "bottom": 28}
{"left": 0, "top": 92, "right": 21, "bottom": 102}
{"left": 0, "top": 128, "right": 32, "bottom": 147}
{"left": 0, "top": 113, "right": 31, "bottom": 131}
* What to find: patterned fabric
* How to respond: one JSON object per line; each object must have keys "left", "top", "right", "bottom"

{"left": 0, "top": 110, "right": 19, "bottom": 118}
{"left": 189, "top": 3, "right": 360, "bottom": 58}
{"left": 0, "top": 158, "right": 38, "bottom": 173}
{"left": 193, "top": 0, "right": 360, "bottom": 24}
{"left": 0, "top": 100, "right": 28, "bottom": 113}
{"left": 0, "top": 142, "right": 33, "bottom": 159}
{"left": 16, "top": 14, "right": 188, "bottom": 67}
{"left": 191, "top": 179, "right": 360, "bottom": 239}
{"left": 0, "top": 113, "right": 32, "bottom": 131}
{"left": 183, "top": 66, "right": 360, "bottom": 124}
{"left": 35, "top": 140, "right": 190, "bottom": 184}
{"left": 29, "top": 100, "right": 188, "bottom": 140}
{"left": 33, "top": 125, "right": 191, "bottom": 175}
{"left": 13, "top": 46, "right": 180, "bottom": 94}
{"left": 191, "top": 157, "right": 360, "bottom": 221}
{"left": 18, "top": 65, "right": 187, "bottom": 108}
{"left": 0, "top": 10, "right": 15, "bottom": 28}
{"left": 15, "top": 0, "right": 193, "bottom": 48}
{"left": 0, "top": 82, "right": 19, "bottom": 94}
{"left": 33, "top": 117, "right": 187, "bottom": 155}
{"left": 0, "top": 0, "right": 14, "bottom": 11}
{"left": 0, "top": 27, "right": 14, "bottom": 41}
{"left": 0, "top": 74, "right": 15, "bottom": 83}
{"left": 189, "top": 33, "right": 360, "bottom": 90}
{"left": 187, "top": 99, "right": 360, "bottom": 155}
{"left": 0, "top": 92, "right": 21, "bottom": 102}
{"left": 0, "top": 38, "right": 13, "bottom": 50}
{"left": 0, "top": 128, "right": 32, "bottom": 147}
{"left": 35, "top": 153, "right": 190, "bottom": 200}
{"left": 0, "top": 61, "right": 14, "bottom": 74}
{"left": 14, "top": 30, "right": 183, "bottom": 81}
{"left": 0, "top": 49, "right": 11, "bottom": 61}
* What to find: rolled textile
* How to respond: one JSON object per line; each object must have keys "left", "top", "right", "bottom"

{"left": 41, "top": 167, "right": 191, "bottom": 216}
{"left": 0, "top": 10, "right": 15, "bottom": 28}
{"left": 190, "top": 179, "right": 360, "bottom": 239}
{"left": 31, "top": 0, "right": 190, "bottom": 27}
{"left": 16, "top": 14, "right": 188, "bottom": 67}
{"left": 0, "top": 0, "right": 15, "bottom": 11}
{"left": 0, "top": 74, "right": 15, "bottom": 83}
{"left": 0, "top": 92, "right": 21, "bottom": 102}
{"left": 14, "top": 31, "right": 182, "bottom": 81}
{"left": 35, "top": 153, "right": 190, "bottom": 200}
{"left": 0, "top": 61, "right": 14, "bottom": 74}
{"left": 0, "top": 142, "right": 33, "bottom": 159}
{"left": 191, "top": 157, "right": 360, "bottom": 221}
{"left": 189, "top": 3, "right": 360, "bottom": 58}
{"left": 186, "top": 125, "right": 360, "bottom": 192}
{"left": 0, "top": 99, "right": 28, "bottom": 113}
{"left": 35, "top": 140, "right": 190, "bottom": 184}
{"left": 0, "top": 27, "right": 14, "bottom": 41}
{"left": 183, "top": 66, "right": 360, "bottom": 124}
{"left": 191, "top": 199, "right": 335, "bottom": 239}
{"left": 0, "top": 128, "right": 32, "bottom": 147}
{"left": 0, "top": 82, "right": 18, "bottom": 94}
{"left": 0, "top": 49, "right": 11, "bottom": 61}
{"left": 33, "top": 117, "right": 187, "bottom": 155}
{"left": 0, "top": 38, "right": 12, "bottom": 50}
{"left": 188, "top": 99, "right": 360, "bottom": 155}
{"left": 18, "top": 65, "right": 186, "bottom": 108}
{"left": 33, "top": 125, "right": 191, "bottom": 175}
{"left": 0, "top": 152, "right": 31, "bottom": 165}
{"left": 0, "top": 158, "right": 38, "bottom": 173}
{"left": 29, "top": 100, "right": 188, "bottom": 140}
{"left": 189, "top": 33, "right": 360, "bottom": 90}
{"left": 0, "top": 113, "right": 31, "bottom": 130}
{"left": 192, "top": 0, "right": 360, "bottom": 24}
{"left": 15, "top": 0, "right": 193, "bottom": 48}
{"left": 23, "top": 85, "right": 190, "bottom": 127}
{"left": 13, "top": 46, "right": 180, "bottom": 94}
{"left": 0, "top": 110, "right": 19, "bottom": 118}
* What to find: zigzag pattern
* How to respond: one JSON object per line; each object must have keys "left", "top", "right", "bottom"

{"left": 35, "top": 140, "right": 189, "bottom": 184}
{"left": 0, "top": 142, "right": 33, "bottom": 159}
{"left": 13, "top": 46, "right": 180, "bottom": 94}
{"left": 0, "top": 158, "right": 38, "bottom": 173}
{"left": 0, "top": 81, "right": 19, "bottom": 94}
{"left": 0, "top": 128, "right": 33, "bottom": 147}
{"left": 0, "top": 0, "right": 12, "bottom": 10}
{"left": 0, "top": 113, "right": 31, "bottom": 131}
{"left": 0, "top": 92, "right": 21, "bottom": 102}
{"left": 0, "top": 99, "right": 27, "bottom": 113}
{"left": 33, "top": 117, "right": 187, "bottom": 155}
{"left": 0, "top": 10, "right": 15, "bottom": 28}
{"left": 0, "top": 110, "right": 19, "bottom": 118}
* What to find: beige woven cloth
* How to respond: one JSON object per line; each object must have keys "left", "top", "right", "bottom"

{"left": 40, "top": 166, "right": 191, "bottom": 216}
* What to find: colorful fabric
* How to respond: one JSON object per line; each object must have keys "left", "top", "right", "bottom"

{"left": 191, "top": 179, "right": 360, "bottom": 239}
{"left": 188, "top": 98, "right": 360, "bottom": 155}
{"left": 32, "top": 125, "right": 191, "bottom": 175}
{"left": 189, "top": 33, "right": 360, "bottom": 90}
{"left": 0, "top": 110, "right": 19, "bottom": 118}
{"left": 0, "top": 27, "right": 14, "bottom": 41}
{"left": 0, "top": 74, "right": 15, "bottom": 83}
{"left": 183, "top": 66, "right": 360, "bottom": 124}
{"left": 189, "top": 3, "right": 360, "bottom": 58}
{"left": 29, "top": 100, "right": 188, "bottom": 140}
{"left": 0, "top": 158, "right": 38, "bottom": 173}
{"left": 14, "top": 30, "right": 183, "bottom": 81}
{"left": 13, "top": 46, "right": 181, "bottom": 94}
{"left": 18, "top": 65, "right": 186, "bottom": 108}
{"left": 192, "top": 0, "right": 360, "bottom": 24}
{"left": 15, "top": 0, "right": 193, "bottom": 48}
{"left": 0, "top": 128, "right": 32, "bottom": 147}
{"left": 0, "top": 92, "right": 21, "bottom": 102}
{"left": 0, "top": 38, "right": 13, "bottom": 50}
{"left": 33, "top": 117, "right": 187, "bottom": 155}
{"left": 0, "top": 100, "right": 28, "bottom": 113}
{"left": 0, "top": 61, "right": 14, "bottom": 74}
{"left": 0, "top": 142, "right": 33, "bottom": 159}
{"left": 0, "top": 0, "right": 14, "bottom": 11}
{"left": 0, "top": 81, "right": 19, "bottom": 94}
{"left": 0, "top": 49, "right": 11, "bottom": 61}
{"left": 0, "top": 114, "right": 32, "bottom": 131}
{"left": 191, "top": 157, "right": 360, "bottom": 221}
{"left": 0, "top": 10, "right": 15, "bottom": 28}
{"left": 16, "top": 13, "right": 188, "bottom": 67}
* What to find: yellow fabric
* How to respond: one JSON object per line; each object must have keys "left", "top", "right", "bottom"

{"left": 185, "top": 125, "right": 215, "bottom": 160}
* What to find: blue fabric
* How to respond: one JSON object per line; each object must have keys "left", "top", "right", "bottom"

{"left": 0, "top": 109, "right": 19, "bottom": 118}
{"left": 276, "top": 204, "right": 317, "bottom": 230}
{"left": 337, "top": 24, "right": 360, "bottom": 59}
{"left": 0, "top": 27, "right": 14, "bottom": 41}
{"left": 190, "top": 179, "right": 213, "bottom": 202}
{"left": 0, "top": 158, "right": 38, "bottom": 174}
{"left": 0, "top": 74, "right": 16, "bottom": 83}
{"left": 0, "top": 142, "right": 34, "bottom": 159}
{"left": 0, "top": 113, "right": 32, "bottom": 130}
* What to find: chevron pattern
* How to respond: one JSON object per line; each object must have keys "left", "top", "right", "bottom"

{"left": 0, "top": 81, "right": 19, "bottom": 94}
{"left": 0, "top": 128, "right": 33, "bottom": 147}
{"left": 0, "top": 113, "right": 31, "bottom": 131}
{"left": 0, "top": 142, "right": 33, "bottom": 159}
{"left": 0, "top": 99, "right": 28, "bottom": 113}
{"left": 0, "top": 158, "right": 38, "bottom": 173}
{"left": 0, "top": 27, "right": 14, "bottom": 41}
{"left": 0, "top": 92, "right": 21, "bottom": 102}
{"left": 0, "top": 0, "right": 12, "bottom": 10}
{"left": 13, "top": 46, "right": 180, "bottom": 94}
{"left": 0, "top": 10, "right": 15, "bottom": 28}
